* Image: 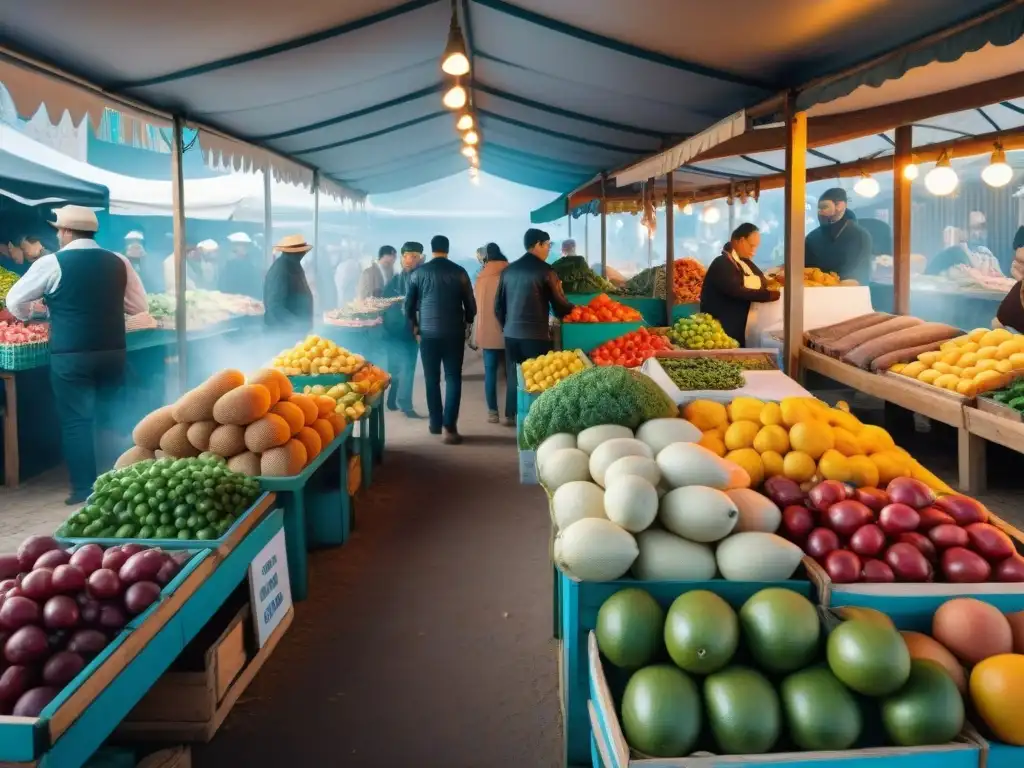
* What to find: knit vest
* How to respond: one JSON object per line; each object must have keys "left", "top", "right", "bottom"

{"left": 48, "top": 248, "right": 127, "bottom": 354}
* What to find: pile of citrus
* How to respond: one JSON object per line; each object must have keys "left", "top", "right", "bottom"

{"left": 351, "top": 363, "right": 390, "bottom": 396}
{"left": 563, "top": 294, "right": 642, "bottom": 323}
{"left": 272, "top": 335, "right": 365, "bottom": 376}
{"left": 521, "top": 350, "right": 586, "bottom": 393}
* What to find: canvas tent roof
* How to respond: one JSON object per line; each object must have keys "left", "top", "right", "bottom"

{"left": 2, "top": 0, "right": 1020, "bottom": 198}
{"left": 0, "top": 146, "right": 108, "bottom": 208}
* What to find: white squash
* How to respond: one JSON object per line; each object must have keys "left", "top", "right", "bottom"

{"left": 716, "top": 532, "right": 803, "bottom": 581}
{"left": 590, "top": 438, "right": 653, "bottom": 487}
{"left": 541, "top": 448, "right": 591, "bottom": 491}
{"left": 604, "top": 475, "right": 658, "bottom": 533}
{"left": 552, "top": 481, "right": 606, "bottom": 530}
{"left": 633, "top": 529, "right": 717, "bottom": 581}
{"left": 659, "top": 485, "right": 739, "bottom": 543}
{"left": 656, "top": 442, "right": 749, "bottom": 490}
{"left": 604, "top": 455, "right": 661, "bottom": 488}
{"left": 537, "top": 433, "right": 577, "bottom": 474}
{"left": 636, "top": 418, "right": 701, "bottom": 454}
{"left": 577, "top": 424, "right": 634, "bottom": 455}
{"left": 726, "top": 488, "right": 782, "bottom": 533}
{"left": 556, "top": 518, "right": 638, "bottom": 582}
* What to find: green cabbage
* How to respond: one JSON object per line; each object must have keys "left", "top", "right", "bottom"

{"left": 522, "top": 366, "right": 678, "bottom": 450}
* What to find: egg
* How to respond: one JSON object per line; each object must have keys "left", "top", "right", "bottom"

{"left": 932, "top": 598, "right": 1013, "bottom": 666}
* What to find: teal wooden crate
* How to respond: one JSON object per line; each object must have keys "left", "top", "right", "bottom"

{"left": 670, "top": 301, "right": 700, "bottom": 323}
{"left": 287, "top": 373, "right": 350, "bottom": 389}
{"left": 560, "top": 322, "right": 645, "bottom": 356}
{"left": 516, "top": 349, "right": 591, "bottom": 418}
{"left": 56, "top": 492, "right": 275, "bottom": 552}
{"left": 559, "top": 568, "right": 818, "bottom": 767}
{"left": 982, "top": 740, "right": 1023, "bottom": 768}
{"left": 566, "top": 295, "right": 666, "bottom": 326}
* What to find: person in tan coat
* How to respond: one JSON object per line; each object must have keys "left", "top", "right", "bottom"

{"left": 473, "top": 242, "right": 512, "bottom": 424}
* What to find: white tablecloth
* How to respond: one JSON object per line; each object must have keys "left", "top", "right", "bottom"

{"left": 747, "top": 285, "right": 874, "bottom": 348}
{"left": 642, "top": 358, "right": 813, "bottom": 405}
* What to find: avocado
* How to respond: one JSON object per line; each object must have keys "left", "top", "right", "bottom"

{"left": 704, "top": 666, "right": 781, "bottom": 754}
{"left": 596, "top": 588, "right": 665, "bottom": 669}
{"left": 739, "top": 588, "right": 821, "bottom": 673}
{"left": 882, "top": 660, "right": 964, "bottom": 747}
{"left": 664, "top": 590, "right": 738, "bottom": 674}
{"left": 827, "top": 619, "right": 910, "bottom": 696}
{"left": 621, "top": 665, "right": 702, "bottom": 757}
{"left": 781, "top": 666, "right": 862, "bottom": 750}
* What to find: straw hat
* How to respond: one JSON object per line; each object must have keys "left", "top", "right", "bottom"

{"left": 227, "top": 232, "right": 252, "bottom": 244}
{"left": 275, "top": 234, "right": 313, "bottom": 254}
{"left": 49, "top": 205, "right": 99, "bottom": 233}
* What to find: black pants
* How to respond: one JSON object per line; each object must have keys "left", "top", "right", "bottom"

{"left": 419, "top": 335, "right": 466, "bottom": 431}
{"left": 386, "top": 338, "right": 418, "bottom": 412}
{"left": 505, "top": 337, "right": 553, "bottom": 417}
{"left": 50, "top": 350, "right": 127, "bottom": 495}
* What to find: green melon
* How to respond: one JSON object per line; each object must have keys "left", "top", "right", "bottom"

{"left": 781, "top": 666, "right": 863, "bottom": 750}
{"left": 596, "top": 588, "right": 665, "bottom": 669}
{"left": 739, "top": 588, "right": 821, "bottom": 673}
{"left": 882, "top": 660, "right": 965, "bottom": 747}
{"left": 827, "top": 619, "right": 910, "bottom": 696}
{"left": 664, "top": 590, "right": 738, "bottom": 674}
{"left": 704, "top": 666, "right": 781, "bottom": 754}
{"left": 621, "top": 665, "right": 702, "bottom": 757}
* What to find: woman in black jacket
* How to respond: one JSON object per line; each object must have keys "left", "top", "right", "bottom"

{"left": 699, "top": 223, "right": 780, "bottom": 347}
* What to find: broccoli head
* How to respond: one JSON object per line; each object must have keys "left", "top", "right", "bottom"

{"left": 522, "top": 365, "right": 678, "bottom": 449}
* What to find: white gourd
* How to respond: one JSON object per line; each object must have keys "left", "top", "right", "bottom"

{"left": 577, "top": 424, "right": 634, "bottom": 455}
{"left": 659, "top": 485, "right": 739, "bottom": 543}
{"left": 726, "top": 488, "right": 782, "bottom": 533}
{"left": 590, "top": 438, "right": 653, "bottom": 487}
{"left": 656, "top": 442, "right": 749, "bottom": 489}
{"left": 604, "top": 455, "right": 661, "bottom": 488}
{"left": 537, "top": 433, "right": 577, "bottom": 474}
{"left": 552, "top": 481, "right": 606, "bottom": 530}
{"left": 555, "top": 518, "right": 638, "bottom": 582}
{"left": 633, "top": 529, "right": 717, "bottom": 581}
{"left": 716, "top": 532, "right": 803, "bottom": 581}
{"left": 636, "top": 418, "right": 701, "bottom": 454}
{"left": 603, "top": 475, "right": 658, "bottom": 533}
{"left": 542, "top": 448, "right": 591, "bottom": 491}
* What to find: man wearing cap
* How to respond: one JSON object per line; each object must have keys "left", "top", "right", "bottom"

{"left": 263, "top": 234, "right": 314, "bottom": 345}
{"left": 805, "top": 188, "right": 873, "bottom": 285}
{"left": 219, "top": 231, "right": 261, "bottom": 298}
{"left": 404, "top": 235, "right": 476, "bottom": 443}
{"left": 6, "top": 205, "right": 148, "bottom": 504}
{"left": 382, "top": 242, "right": 425, "bottom": 417}
{"left": 124, "top": 231, "right": 163, "bottom": 293}
{"left": 358, "top": 246, "right": 397, "bottom": 301}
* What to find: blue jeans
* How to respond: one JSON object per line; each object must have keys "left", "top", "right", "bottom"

{"left": 419, "top": 336, "right": 466, "bottom": 431}
{"left": 386, "top": 339, "right": 418, "bottom": 412}
{"left": 483, "top": 348, "right": 514, "bottom": 418}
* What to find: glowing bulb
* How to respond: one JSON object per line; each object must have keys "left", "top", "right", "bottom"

{"left": 903, "top": 163, "right": 919, "bottom": 181}
{"left": 982, "top": 147, "right": 1013, "bottom": 188}
{"left": 461, "top": 145, "right": 477, "bottom": 158}
{"left": 441, "top": 52, "right": 470, "bottom": 77}
{"left": 682, "top": 203, "right": 693, "bottom": 215}
{"left": 702, "top": 206, "right": 721, "bottom": 224}
{"left": 853, "top": 176, "right": 880, "bottom": 198}
{"left": 463, "top": 130, "right": 479, "bottom": 146}
{"left": 456, "top": 113, "right": 474, "bottom": 131}
{"left": 442, "top": 84, "right": 467, "bottom": 110}
{"left": 924, "top": 158, "right": 958, "bottom": 196}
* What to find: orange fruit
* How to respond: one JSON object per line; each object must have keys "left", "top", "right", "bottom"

{"left": 970, "top": 653, "right": 1024, "bottom": 745}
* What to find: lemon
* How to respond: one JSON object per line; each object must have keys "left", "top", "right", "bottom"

{"left": 753, "top": 424, "right": 789, "bottom": 454}
{"left": 725, "top": 448, "right": 764, "bottom": 486}
{"left": 724, "top": 421, "right": 760, "bottom": 451}
{"left": 759, "top": 402, "right": 784, "bottom": 426}
{"left": 761, "top": 450, "right": 785, "bottom": 478}
{"left": 783, "top": 451, "right": 817, "bottom": 482}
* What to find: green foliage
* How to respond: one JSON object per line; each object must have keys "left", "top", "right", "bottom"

{"left": 522, "top": 365, "right": 678, "bottom": 449}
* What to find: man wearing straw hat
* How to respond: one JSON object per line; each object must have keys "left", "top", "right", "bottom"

{"left": 6, "top": 205, "right": 148, "bottom": 504}
{"left": 263, "top": 234, "right": 314, "bottom": 346}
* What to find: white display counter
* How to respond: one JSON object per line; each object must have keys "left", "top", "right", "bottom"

{"left": 747, "top": 285, "right": 874, "bottom": 348}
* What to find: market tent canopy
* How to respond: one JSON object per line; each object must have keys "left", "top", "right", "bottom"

{"left": 2, "top": 0, "right": 1018, "bottom": 197}
{"left": 366, "top": 170, "right": 555, "bottom": 218}
{"left": 0, "top": 146, "right": 108, "bottom": 208}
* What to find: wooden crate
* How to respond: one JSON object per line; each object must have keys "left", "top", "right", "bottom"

{"left": 976, "top": 395, "right": 1024, "bottom": 423}
{"left": 118, "top": 602, "right": 293, "bottom": 743}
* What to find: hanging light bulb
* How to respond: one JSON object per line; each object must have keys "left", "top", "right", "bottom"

{"left": 982, "top": 144, "right": 1013, "bottom": 188}
{"left": 702, "top": 206, "right": 721, "bottom": 224}
{"left": 682, "top": 203, "right": 693, "bottom": 215}
{"left": 461, "top": 145, "right": 477, "bottom": 158}
{"left": 853, "top": 174, "right": 880, "bottom": 198}
{"left": 456, "top": 112, "right": 474, "bottom": 131}
{"left": 463, "top": 130, "right": 479, "bottom": 146}
{"left": 903, "top": 157, "right": 919, "bottom": 181}
{"left": 440, "top": 2, "right": 470, "bottom": 76}
{"left": 469, "top": 166, "right": 480, "bottom": 184}
{"left": 442, "top": 83, "right": 467, "bottom": 110}
{"left": 924, "top": 152, "right": 959, "bottom": 196}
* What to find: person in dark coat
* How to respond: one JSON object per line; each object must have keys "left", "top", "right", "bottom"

{"left": 404, "top": 235, "right": 476, "bottom": 444}
{"left": 805, "top": 188, "right": 873, "bottom": 284}
{"left": 263, "top": 234, "right": 314, "bottom": 348}
{"left": 382, "top": 242, "right": 423, "bottom": 418}
{"left": 996, "top": 281, "right": 1024, "bottom": 333}
{"left": 699, "top": 223, "right": 779, "bottom": 347}
{"left": 218, "top": 232, "right": 261, "bottom": 298}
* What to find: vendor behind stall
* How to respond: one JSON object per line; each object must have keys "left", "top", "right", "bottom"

{"left": 805, "top": 188, "right": 872, "bottom": 284}
{"left": 124, "top": 230, "right": 164, "bottom": 294}
{"left": 5, "top": 206, "right": 147, "bottom": 504}
{"left": 218, "top": 231, "right": 261, "bottom": 299}
{"left": 263, "top": 234, "right": 314, "bottom": 345}
{"left": 700, "top": 223, "right": 780, "bottom": 347}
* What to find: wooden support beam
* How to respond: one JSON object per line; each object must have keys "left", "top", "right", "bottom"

{"left": 893, "top": 125, "right": 912, "bottom": 315}
{"left": 665, "top": 172, "right": 676, "bottom": 321}
{"left": 782, "top": 97, "right": 807, "bottom": 379}
{"left": 599, "top": 174, "right": 608, "bottom": 278}
{"left": 170, "top": 116, "right": 187, "bottom": 395}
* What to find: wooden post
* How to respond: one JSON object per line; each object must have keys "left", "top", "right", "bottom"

{"left": 584, "top": 212, "right": 590, "bottom": 258}
{"left": 782, "top": 95, "right": 808, "bottom": 378}
{"left": 313, "top": 171, "right": 321, "bottom": 314}
{"left": 893, "top": 125, "right": 912, "bottom": 315}
{"left": 600, "top": 174, "right": 608, "bottom": 278}
{"left": 170, "top": 116, "right": 187, "bottom": 394}
{"left": 264, "top": 168, "right": 273, "bottom": 267}
{"left": 665, "top": 172, "right": 676, "bottom": 322}
{"left": 568, "top": 214, "right": 572, "bottom": 238}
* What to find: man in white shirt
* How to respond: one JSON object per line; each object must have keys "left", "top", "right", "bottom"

{"left": 6, "top": 205, "right": 147, "bottom": 504}
{"left": 358, "top": 245, "right": 397, "bottom": 300}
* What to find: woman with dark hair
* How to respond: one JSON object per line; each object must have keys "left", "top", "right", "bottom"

{"left": 473, "top": 242, "right": 512, "bottom": 424}
{"left": 699, "top": 223, "right": 780, "bottom": 347}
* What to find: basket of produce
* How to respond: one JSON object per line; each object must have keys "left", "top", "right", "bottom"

{"left": 588, "top": 328, "right": 673, "bottom": 368}
{"left": 978, "top": 378, "right": 1024, "bottom": 422}
{"left": 115, "top": 368, "right": 349, "bottom": 479}
{"left": 272, "top": 335, "right": 365, "bottom": 377}
{"left": 299, "top": 380, "right": 370, "bottom": 423}
{"left": 519, "top": 350, "right": 589, "bottom": 395}
{"left": 147, "top": 290, "right": 264, "bottom": 330}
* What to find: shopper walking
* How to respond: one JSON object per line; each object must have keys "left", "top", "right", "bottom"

{"left": 382, "top": 242, "right": 424, "bottom": 418}
{"left": 5, "top": 206, "right": 148, "bottom": 504}
{"left": 473, "top": 243, "right": 512, "bottom": 424}
{"left": 263, "top": 234, "right": 315, "bottom": 351}
{"left": 495, "top": 228, "right": 574, "bottom": 419}
{"left": 405, "top": 235, "right": 476, "bottom": 444}
{"left": 358, "top": 245, "right": 396, "bottom": 300}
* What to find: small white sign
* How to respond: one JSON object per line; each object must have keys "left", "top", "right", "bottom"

{"left": 248, "top": 528, "right": 292, "bottom": 648}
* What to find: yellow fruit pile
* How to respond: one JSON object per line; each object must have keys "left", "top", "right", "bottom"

{"left": 351, "top": 364, "right": 390, "bottom": 396}
{"left": 766, "top": 267, "right": 843, "bottom": 290}
{"left": 119, "top": 368, "right": 347, "bottom": 477}
{"left": 891, "top": 328, "right": 1024, "bottom": 397}
{"left": 272, "top": 335, "right": 365, "bottom": 375}
{"left": 683, "top": 396, "right": 952, "bottom": 493}
{"left": 303, "top": 382, "right": 368, "bottom": 421}
{"left": 521, "top": 350, "right": 586, "bottom": 393}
